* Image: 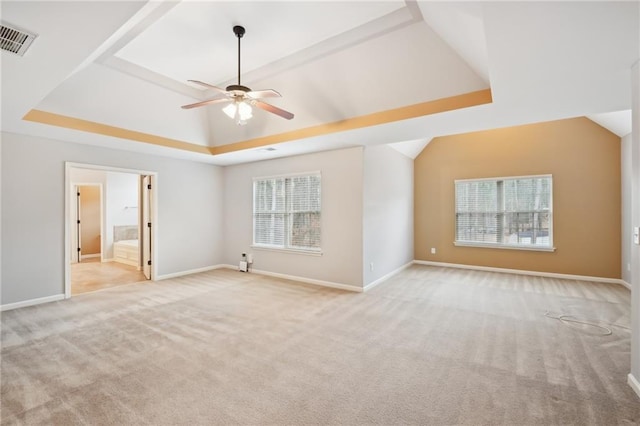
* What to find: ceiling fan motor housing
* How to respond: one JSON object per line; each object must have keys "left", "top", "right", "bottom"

{"left": 226, "top": 84, "right": 251, "bottom": 92}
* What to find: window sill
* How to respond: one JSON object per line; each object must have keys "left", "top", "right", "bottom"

{"left": 251, "top": 245, "right": 323, "bottom": 257}
{"left": 454, "top": 242, "right": 556, "bottom": 252}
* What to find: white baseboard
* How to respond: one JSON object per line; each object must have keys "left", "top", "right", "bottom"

{"left": 1, "top": 294, "right": 65, "bottom": 312}
{"left": 628, "top": 374, "right": 640, "bottom": 400}
{"left": 81, "top": 253, "right": 101, "bottom": 260}
{"left": 220, "top": 264, "right": 362, "bottom": 292}
{"left": 620, "top": 280, "right": 632, "bottom": 290}
{"left": 363, "top": 261, "right": 414, "bottom": 292}
{"left": 156, "top": 265, "right": 228, "bottom": 280}
{"left": 414, "top": 260, "right": 628, "bottom": 287}
{"left": 101, "top": 258, "right": 114, "bottom": 263}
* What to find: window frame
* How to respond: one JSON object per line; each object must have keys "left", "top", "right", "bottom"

{"left": 453, "top": 174, "right": 555, "bottom": 252}
{"left": 252, "top": 171, "right": 322, "bottom": 255}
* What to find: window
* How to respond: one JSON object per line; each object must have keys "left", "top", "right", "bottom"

{"left": 253, "top": 173, "right": 321, "bottom": 252}
{"left": 455, "top": 175, "right": 553, "bottom": 250}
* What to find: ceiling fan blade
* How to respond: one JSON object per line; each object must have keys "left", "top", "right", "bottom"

{"left": 181, "top": 97, "right": 231, "bottom": 110}
{"left": 246, "top": 89, "right": 281, "bottom": 99}
{"left": 253, "top": 100, "right": 294, "bottom": 120}
{"left": 187, "top": 80, "right": 228, "bottom": 94}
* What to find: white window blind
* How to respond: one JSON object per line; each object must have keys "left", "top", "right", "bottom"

{"left": 253, "top": 173, "right": 321, "bottom": 251}
{"left": 455, "top": 175, "right": 553, "bottom": 249}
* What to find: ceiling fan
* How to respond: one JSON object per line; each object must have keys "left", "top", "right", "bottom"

{"left": 181, "top": 25, "right": 294, "bottom": 125}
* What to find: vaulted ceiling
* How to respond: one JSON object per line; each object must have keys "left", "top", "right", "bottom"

{"left": 1, "top": 1, "right": 638, "bottom": 165}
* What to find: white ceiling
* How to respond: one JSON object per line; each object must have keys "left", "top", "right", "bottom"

{"left": 587, "top": 111, "right": 633, "bottom": 137}
{"left": 115, "top": 1, "right": 406, "bottom": 86}
{"left": 1, "top": 1, "right": 638, "bottom": 166}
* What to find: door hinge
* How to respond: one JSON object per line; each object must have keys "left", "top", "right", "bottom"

{"left": 147, "top": 260, "right": 152, "bottom": 266}
{"left": 147, "top": 184, "right": 152, "bottom": 190}
{"left": 77, "top": 220, "right": 80, "bottom": 224}
{"left": 77, "top": 248, "right": 81, "bottom": 252}
{"left": 77, "top": 192, "right": 80, "bottom": 196}
{"left": 147, "top": 222, "right": 151, "bottom": 228}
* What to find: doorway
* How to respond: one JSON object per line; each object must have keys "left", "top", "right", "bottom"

{"left": 65, "top": 163, "right": 157, "bottom": 297}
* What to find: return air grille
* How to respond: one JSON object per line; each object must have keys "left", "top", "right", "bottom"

{"left": 0, "top": 22, "right": 37, "bottom": 56}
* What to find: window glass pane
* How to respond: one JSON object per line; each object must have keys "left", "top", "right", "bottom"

{"left": 254, "top": 213, "right": 285, "bottom": 246}
{"left": 456, "top": 212, "right": 498, "bottom": 243}
{"left": 253, "top": 173, "right": 321, "bottom": 250}
{"left": 290, "top": 212, "right": 321, "bottom": 249}
{"left": 254, "top": 179, "right": 285, "bottom": 213}
{"left": 455, "top": 176, "right": 552, "bottom": 249}
{"left": 456, "top": 181, "right": 498, "bottom": 213}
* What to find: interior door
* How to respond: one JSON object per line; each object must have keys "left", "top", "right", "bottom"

{"left": 142, "top": 175, "right": 152, "bottom": 279}
{"left": 78, "top": 185, "right": 101, "bottom": 259}
{"left": 75, "top": 186, "right": 81, "bottom": 263}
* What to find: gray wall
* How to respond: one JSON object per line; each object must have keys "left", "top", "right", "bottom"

{"left": 1, "top": 132, "right": 225, "bottom": 305}
{"left": 363, "top": 145, "right": 414, "bottom": 286}
{"left": 223, "top": 147, "right": 364, "bottom": 289}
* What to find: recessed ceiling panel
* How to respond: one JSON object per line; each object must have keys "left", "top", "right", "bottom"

{"left": 114, "top": 0, "right": 405, "bottom": 85}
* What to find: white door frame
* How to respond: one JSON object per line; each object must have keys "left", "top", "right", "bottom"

{"left": 64, "top": 162, "right": 158, "bottom": 298}
{"left": 71, "top": 183, "right": 104, "bottom": 263}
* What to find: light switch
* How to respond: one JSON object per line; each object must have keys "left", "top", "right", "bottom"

{"left": 634, "top": 227, "right": 640, "bottom": 245}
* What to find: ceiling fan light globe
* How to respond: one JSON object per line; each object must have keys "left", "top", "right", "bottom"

{"left": 238, "top": 102, "right": 253, "bottom": 120}
{"left": 222, "top": 103, "right": 237, "bottom": 119}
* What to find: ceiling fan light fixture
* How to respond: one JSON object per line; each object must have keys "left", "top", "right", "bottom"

{"left": 223, "top": 100, "right": 252, "bottom": 125}
{"left": 238, "top": 101, "right": 252, "bottom": 120}
{"left": 222, "top": 102, "right": 236, "bottom": 119}
{"left": 181, "top": 25, "right": 294, "bottom": 121}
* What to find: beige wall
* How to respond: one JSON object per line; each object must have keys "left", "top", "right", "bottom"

{"left": 415, "top": 117, "right": 621, "bottom": 279}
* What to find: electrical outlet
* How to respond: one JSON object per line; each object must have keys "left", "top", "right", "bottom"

{"left": 431, "top": 248, "right": 436, "bottom": 254}
{"left": 370, "top": 262, "right": 374, "bottom": 271}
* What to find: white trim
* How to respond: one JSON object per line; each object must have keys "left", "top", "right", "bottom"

{"left": 628, "top": 374, "right": 640, "bottom": 400}
{"left": 455, "top": 173, "right": 553, "bottom": 184}
{"left": 101, "top": 258, "right": 115, "bottom": 263}
{"left": 621, "top": 280, "right": 632, "bottom": 290}
{"left": 155, "top": 265, "right": 228, "bottom": 280}
{"left": 66, "top": 162, "right": 156, "bottom": 176}
{"left": 251, "top": 245, "right": 323, "bottom": 257}
{"left": 363, "top": 261, "right": 414, "bottom": 292}
{"left": 219, "top": 264, "right": 362, "bottom": 292}
{"left": 253, "top": 170, "right": 321, "bottom": 181}
{"left": 454, "top": 242, "right": 556, "bottom": 252}
{"left": 413, "top": 260, "right": 628, "bottom": 286}
{"left": 1, "top": 294, "right": 65, "bottom": 312}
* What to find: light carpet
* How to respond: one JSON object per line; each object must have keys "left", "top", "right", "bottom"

{"left": 1, "top": 265, "right": 638, "bottom": 425}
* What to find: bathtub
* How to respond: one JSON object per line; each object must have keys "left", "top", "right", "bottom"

{"left": 114, "top": 239, "right": 139, "bottom": 267}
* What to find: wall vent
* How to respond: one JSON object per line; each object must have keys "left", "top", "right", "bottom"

{"left": 1, "top": 22, "right": 37, "bottom": 56}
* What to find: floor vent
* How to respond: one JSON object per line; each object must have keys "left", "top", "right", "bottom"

{"left": 1, "top": 22, "right": 37, "bottom": 56}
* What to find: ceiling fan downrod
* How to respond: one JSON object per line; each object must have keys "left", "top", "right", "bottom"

{"left": 227, "top": 25, "right": 248, "bottom": 93}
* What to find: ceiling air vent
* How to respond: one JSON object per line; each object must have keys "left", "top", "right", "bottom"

{"left": 0, "top": 22, "right": 37, "bottom": 56}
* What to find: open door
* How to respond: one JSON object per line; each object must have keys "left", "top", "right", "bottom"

{"left": 75, "top": 185, "right": 102, "bottom": 263}
{"left": 75, "top": 186, "right": 81, "bottom": 263}
{"left": 141, "top": 175, "right": 152, "bottom": 280}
